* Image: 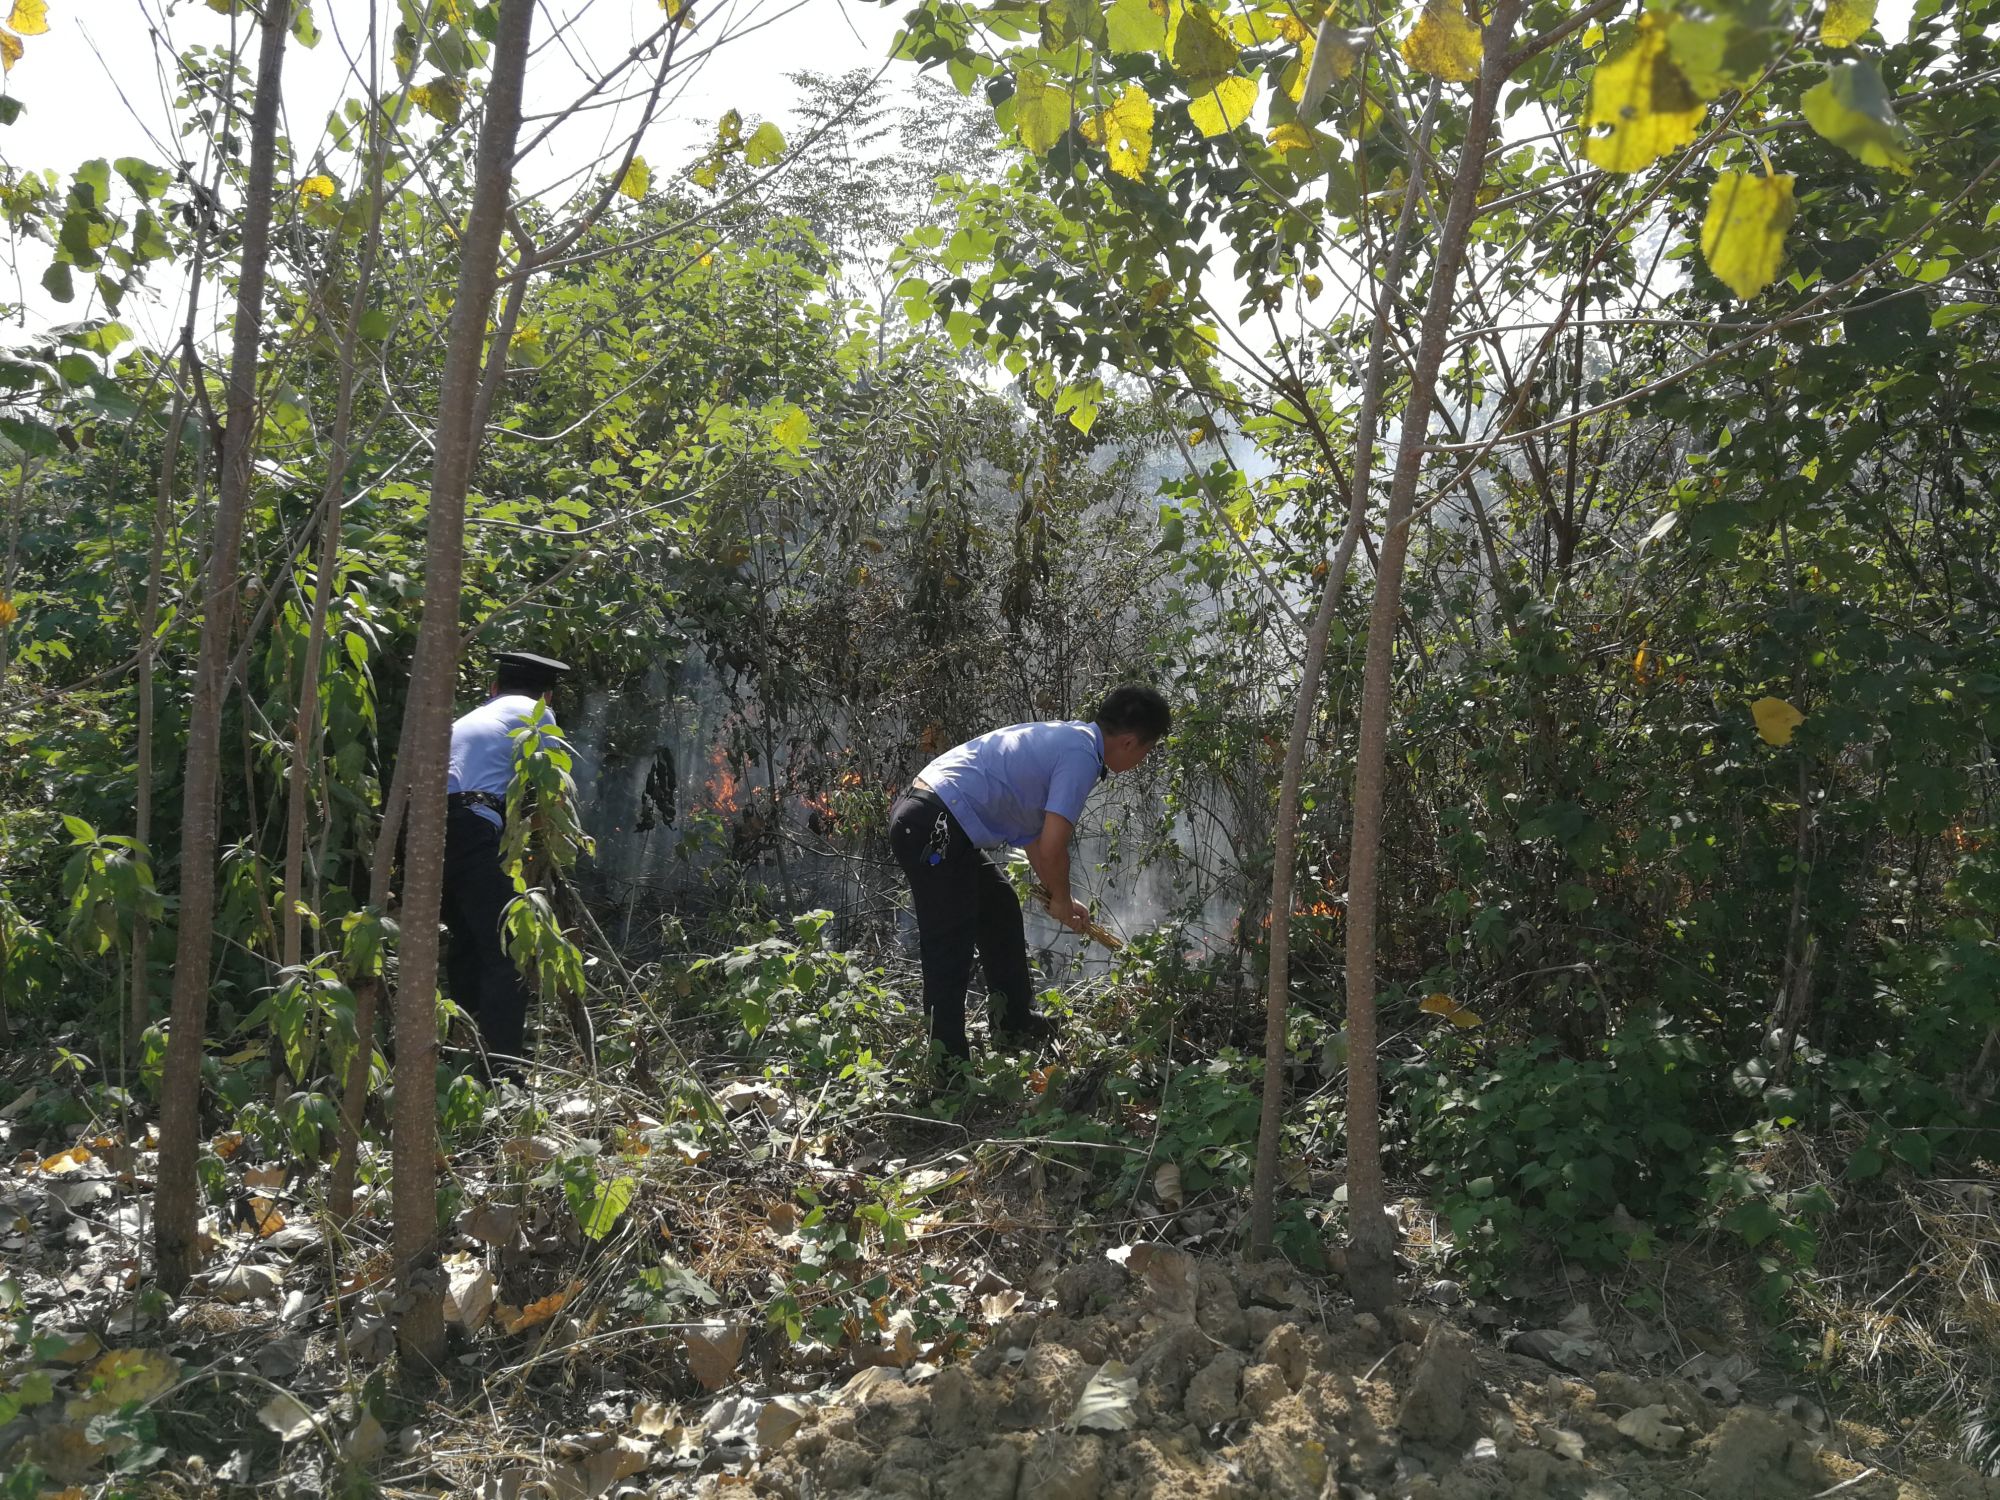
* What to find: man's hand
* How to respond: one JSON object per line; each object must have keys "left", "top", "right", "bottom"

{"left": 1045, "top": 893, "right": 1091, "bottom": 932}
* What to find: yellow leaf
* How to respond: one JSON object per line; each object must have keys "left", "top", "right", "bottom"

{"left": 772, "top": 406, "right": 811, "bottom": 453}
{"left": 1080, "top": 84, "right": 1154, "bottom": 179}
{"left": 617, "top": 156, "right": 650, "bottom": 200}
{"left": 1401, "top": 0, "right": 1482, "bottom": 84}
{"left": 0, "top": 596, "right": 16, "bottom": 625}
{"left": 1013, "top": 71, "right": 1074, "bottom": 155}
{"left": 0, "top": 27, "right": 21, "bottom": 71}
{"left": 1751, "top": 695, "right": 1805, "bottom": 746}
{"left": 246, "top": 1196, "right": 286, "bottom": 1236}
{"left": 66, "top": 1348, "right": 180, "bottom": 1420}
{"left": 1419, "top": 992, "right": 1483, "bottom": 1029}
{"left": 1168, "top": 0, "right": 1238, "bottom": 78}
{"left": 1267, "top": 121, "right": 1315, "bottom": 154}
{"left": 409, "top": 75, "right": 464, "bottom": 125}
{"left": 1700, "top": 171, "right": 1795, "bottom": 301}
{"left": 5, "top": 0, "right": 45, "bottom": 36}
{"left": 744, "top": 120, "right": 786, "bottom": 167}
{"left": 1581, "top": 15, "right": 1706, "bottom": 174}
{"left": 1820, "top": 0, "right": 1875, "bottom": 48}
{"left": 39, "top": 1145, "right": 91, "bottom": 1175}
{"left": 1187, "top": 72, "right": 1257, "bottom": 137}
{"left": 297, "top": 175, "right": 336, "bottom": 200}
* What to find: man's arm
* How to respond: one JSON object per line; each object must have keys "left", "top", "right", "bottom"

{"left": 1026, "top": 810, "right": 1090, "bottom": 932}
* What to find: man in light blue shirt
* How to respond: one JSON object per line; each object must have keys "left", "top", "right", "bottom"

{"left": 443, "top": 650, "right": 570, "bottom": 1071}
{"left": 888, "top": 684, "right": 1171, "bottom": 1070}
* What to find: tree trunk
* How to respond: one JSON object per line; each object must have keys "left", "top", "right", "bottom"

{"left": 130, "top": 378, "right": 190, "bottom": 1061}
{"left": 279, "top": 110, "right": 390, "bottom": 974}
{"left": 390, "top": 0, "right": 534, "bottom": 1369}
{"left": 154, "top": 0, "right": 292, "bottom": 1294}
{"left": 1246, "top": 89, "right": 1439, "bottom": 1257}
{"left": 1341, "top": 2, "right": 1520, "bottom": 1316}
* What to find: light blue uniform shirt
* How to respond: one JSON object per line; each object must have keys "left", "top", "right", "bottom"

{"left": 448, "top": 694, "right": 561, "bottom": 828}
{"left": 918, "top": 720, "right": 1104, "bottom": 848}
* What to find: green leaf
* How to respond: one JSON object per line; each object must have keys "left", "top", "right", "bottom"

{"left": 1167, "top": 1, "right": 1237, "bottom": 79}
{"left": 1802, "top": 60, "right": 1913, "bottom": 172}
{"left": 290, "top": 1, "right": 322, "bottom": 47}
{"left": 1700, "top": 172, "right": 1795, "bottom": 302}
{"left": 1665, "top": 16, "right": 1775, "bottom": 99}
{"left": 1105, "top": 0, "right": 1166, "bottom": 54}
{"left": 1890, "top": 1132, "right": 1932, "bottom": 1173}
{"left": 578, "top": 1176, "right": 636, "bottom": 1239}
{"left": 744, "top": 120, "right": 785, "bottom": 167}
{"left": 0, "top": 96, "right": 25, "bottom": 126}
{"left": 1722, "top": 1198, "right": 1785, "bottom": 1247}
{"left": 0, "top": 414, "right": 60, "bottom": 456}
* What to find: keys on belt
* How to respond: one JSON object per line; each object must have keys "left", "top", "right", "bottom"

{"left": 449, "top": 790, "right": 507, "bottom": 817}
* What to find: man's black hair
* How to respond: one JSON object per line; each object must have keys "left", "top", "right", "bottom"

{"left": 495, "top": 662, "right": 565, "bottom": 697}
{"left": 1093, "top": 683, "right": 1171, "bottom": 744}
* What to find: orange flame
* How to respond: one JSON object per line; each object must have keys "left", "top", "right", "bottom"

{"left": 705, "top": 745, "right": 742, "bottom": 814}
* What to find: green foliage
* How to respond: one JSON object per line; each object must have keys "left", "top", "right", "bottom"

{"left": 683, "top": 912, "right": 913, "bottom": 1088}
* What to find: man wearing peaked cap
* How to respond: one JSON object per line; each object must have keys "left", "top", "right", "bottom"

{"left": 443, "top": 648, "right": 572, "bottom": 1073}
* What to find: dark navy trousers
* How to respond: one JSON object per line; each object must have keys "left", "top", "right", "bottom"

{"left": 887, "top": 792, "right": 1035, "bottom": 1059}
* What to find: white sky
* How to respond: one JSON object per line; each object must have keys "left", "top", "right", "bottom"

{"left": 3, "top": 0, "right": 910, "bottom": 347}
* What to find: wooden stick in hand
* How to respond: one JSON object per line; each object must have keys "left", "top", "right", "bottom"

{"left": 1029, "top": 883, "right": 1124, "bottom": 952}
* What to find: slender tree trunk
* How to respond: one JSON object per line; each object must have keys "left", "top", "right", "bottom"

{"left": 131, "top": 380, "right": 190, "bottom": 1058}
{"left": 390, "top": 0, "right": 534, "bottom": 1368}
{"left": 1247, "top": 90, "right": 1438, "bottom": 1256}
{"left": 280, "top": 116, "right": 389, "bottom": 973}
{"left": 1341, "top": 2, "right": 1520, "bottom": 1315}
{"left": 154, "top": 0, "right": 292, "bottom": 1294}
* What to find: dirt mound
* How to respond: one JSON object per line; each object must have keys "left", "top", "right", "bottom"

{"left": 725, "top": 1249, "right": 1997, "bottom": 1500}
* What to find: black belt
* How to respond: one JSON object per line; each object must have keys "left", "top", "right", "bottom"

{"left": 903, "top": 785, "right": 946, "bottom": 810}
{"left": 449, "top": 790, "right": 507, "bottom": 817}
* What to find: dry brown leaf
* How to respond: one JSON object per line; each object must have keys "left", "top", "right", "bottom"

{"left": 49, "top": 1332, "right": 102, "bottom": 1366}
{"left": 683, "top": 1323, "right": 747, "bottom": 1390}
{"left": 243, "top": 1164, "right": 287, "bottom": 1191}
{"left": 980, "top": 1288, "right": 1026, "bottom": 1321}
{"left": 211, "top": 1132, "right": 245, "bottom": 1159}
{"left": 1152, "top": 1162, "right": 1183, "bottom": 1211}
{"left": 632, "top": 1400, "right": 677, "bottom": 1436}
{"left": 247, "top": 1197, "right": 286, "bottom": 1236}
{"left": 500, "top": 1134, "right": 562, "bottom": 1164}
{"left": 442, "top": 1255, "right": 496, "bottom": 1332}
{"left": 1615, "top": 1403, "right": 1686, "bottom": 1451}
{"left": 1125, "top": 1243, "right": 1197, "bottom": 1323}
{"left": 593, "top": 1434, "right": 653, "bottom": 1488}
{"left": 342, "top": 1410, "right": 389, "bottom": 1464}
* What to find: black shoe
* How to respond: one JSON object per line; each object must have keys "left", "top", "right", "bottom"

{"left": 993, "top": 1012, "right": 1059, "bottom": 1050}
